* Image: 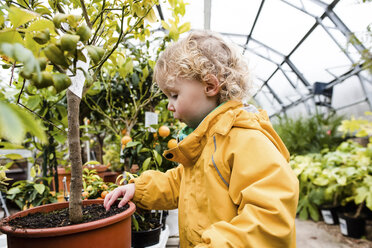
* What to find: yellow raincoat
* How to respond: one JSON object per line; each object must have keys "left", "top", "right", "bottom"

{"left": 131, "top": 100, "right": 299, "bottom": 247}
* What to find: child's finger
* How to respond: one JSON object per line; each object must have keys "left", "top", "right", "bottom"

{"left": 103, "top": 191, "right": 114, "bottom": 210}
{"left": 118, "top": 193, "right": 130, "bottom": 208}
{"left": 105, "top": 188, "right": 123, "bottom": 210}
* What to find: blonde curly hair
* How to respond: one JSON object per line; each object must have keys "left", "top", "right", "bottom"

{"left": 153, "top": 30, "right": 252, "bottom": 102}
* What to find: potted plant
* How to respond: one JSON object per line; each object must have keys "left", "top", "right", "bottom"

{"left": 338, "top": 171, "right": 372, "bottom": 238}
{"left": 0, "top": 1, "right": 190, "bottom": 247}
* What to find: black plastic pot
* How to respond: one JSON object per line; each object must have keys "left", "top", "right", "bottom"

{"left": 338, "top": 213, "right": 365, "bottom": 238}
{"left": 131, "top": 224, "right": 162, "bottom": 248}
{"left": 365, "top": 220, "right": 372, "bottom": 241}
{"left": 320, "top": 205, "right": 340, "bottom": 225}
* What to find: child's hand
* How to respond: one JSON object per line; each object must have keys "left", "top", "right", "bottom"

{"left": 103, "top": 184, "right": 135, "bottom": 211}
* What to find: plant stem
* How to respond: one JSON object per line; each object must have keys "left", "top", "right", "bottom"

{"left": 67, "top": 89, "right": 83, "bottom": 223}
{"left": 80, "top": 0, "right": 92, "bottom": 29}
{"left": 354, "top": 202, "right": 364, "bottom": 218}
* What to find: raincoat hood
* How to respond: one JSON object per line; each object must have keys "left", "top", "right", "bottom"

{"left": 163, "top": 100, "right": 290, "bottom": 166}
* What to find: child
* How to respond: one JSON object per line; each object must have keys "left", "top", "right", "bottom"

{"left": 104, "top": 30, "right": 299, "bottom": 247}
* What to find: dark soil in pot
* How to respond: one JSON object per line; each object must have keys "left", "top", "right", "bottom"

{"left": 6, "top": 203, "right": 129, "bottom": 229}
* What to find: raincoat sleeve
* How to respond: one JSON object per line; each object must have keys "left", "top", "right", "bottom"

{"left": 197, "top": 130, "right": 299, "bottom": 248}
{"left": 129, "top": 164, "right": 183, "bottom": 210}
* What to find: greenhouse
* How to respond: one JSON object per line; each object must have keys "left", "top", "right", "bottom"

{"left": 0, "top": 0, "right": 371, "bottom": 247}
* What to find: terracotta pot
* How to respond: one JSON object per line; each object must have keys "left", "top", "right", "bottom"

{"left": 83, "top": 164, "right": 109, "bottom": 178}
{"left": 0, "top": 199, "right": 136, "bottom": 248}
{"left": 102, "top": 171, "right": 121, "bottom": 183}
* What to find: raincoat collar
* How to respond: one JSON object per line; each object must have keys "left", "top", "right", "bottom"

{"left": 163, "top": 100, "right": 289, "bottom": 167}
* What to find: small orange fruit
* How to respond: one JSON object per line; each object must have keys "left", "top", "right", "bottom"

{"left": 101, "top": 191, "right": 108, "bottom": 198}
{"left": 121, "top": 135, "right": 132, "bottom": 145}
{"left": 101, "top": 184, "right": 108, "bottom": 190}
{"left": 153, "top": 132, "right": 158, "bottom": 139}
{"left": 159, "top": 125, "right": 170, "bottom": 137}
{"left": 82, "top": 191, "right": 89, "bottom": 198}
{"left": 121, "top": 128, "right": 127, "bottom": 135}
{"left": 167, "top": 139, "right": 178, "bottom": 149}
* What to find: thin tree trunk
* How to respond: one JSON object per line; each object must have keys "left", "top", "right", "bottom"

{"left": 67, "top": 89, "right": 83, "bottom": 223}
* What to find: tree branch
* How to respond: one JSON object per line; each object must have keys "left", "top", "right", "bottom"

{"left": 9, "top": 61, "right": 16, "bottom": 86}
{"left": 80, "top": 0, "right": 92, "bottom": 29}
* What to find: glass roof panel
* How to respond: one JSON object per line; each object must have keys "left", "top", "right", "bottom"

{"left": 211, "top": 0, "right": 262, "bottom": 35}
{"left": 280, "top": 63, "right": 310, "bottom": 95}
{"left": 267, "top": 70, "right": 302, "bottom": 105}
{"left": 334, "top": 0, "right": 372, "bottom": 49}
{"left": 244, "top": 50, "right": 279, "bottom": 83}
{"left": 255, "top": 87, "right": 282, "bottom": 115}
{"left": 290, "top": 23, "right": 351, "bottom": 85}
{"left": 251, "top": 0, "right": 315, "bottom": 55}
{"left": 332, "top": 75, "right": 368, "bottom": 110}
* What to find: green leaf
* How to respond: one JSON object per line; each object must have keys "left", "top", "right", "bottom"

{"left": 142, "top": 157, "right": 151, "bottom": 171}
{"left": 0, "top": 102, "right": 26, "bottom": 144}
{"left": 11, "top": 103, "right": 47, "bottom": 144}
{"left": 308, "top": 203, "right": 320, "bottom": 221}
{"left": 8, "top": 6, "right": 38, "bottom": 27}
{"left": 125, "top": 141, "right": 140, "bottom": 148}
{"left": 298, "top": 207, "right": 308, "bottom": 220}
{"left": 30, "top": 166, "right": 36, "bottom": 178}
{"left": 178, "top": 22, "right": 191, "bottom": 34}
{"left": 154, "top": 150, "right": 162, "bottom": 166}
{"left": 3, "top": 153, "right": 23, "bottom": 160}
{"left": 33, "top": 184, "right": 45, "bottom": 195}
{"left": 0, "top": 29, "right": 23, "bottom": 44}
{"left": 83, "top": 160, "right": 101, "bottom": 166}
{"left": 26, "top": 96, "right": 41, "bottom": 110}
{"left": 7, "top": 187, "right": 21, "bottom": 195}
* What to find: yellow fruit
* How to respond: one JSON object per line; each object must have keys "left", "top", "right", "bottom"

{"left": 32, "top": 29, "right": 50, "bottom": 45}
{"left": 37, "top": 57, "right": 48, "bottom": 71}
{"left": 76, "top": 24, "right": 92, "bottom": 42}
{"left": 159, "top": 125, "right": 170, "bottom": 137}
{"left": 121, "top": 135, "right": 132, "bottom": 146}
{"left": 167, "top": 139, "right": 178, "bottom": 149}
{"left": 52, "top": 73, "right": 72, "bottom": 93}
{"left": 53, "top": 13, "right": 68, "bottom": 28}
{"left": 86, "top": 45, "right": 105, "bottom": 64}
{"left": 61, "top": 34, "right": 80, "bottom": 51}
{"left": 43, "top": 44, "right": 69, "bottom": 68}
{"left": 31, "top": 71, "right": 53, "bottom": 89}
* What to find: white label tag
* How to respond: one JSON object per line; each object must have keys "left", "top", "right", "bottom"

{"left": 68, "top": 48, "right": 90, "bottom": 98}
{"left": 321, "top": 210, "right": 334, "bottom": 224}
{"left": 339, "top": 218, "right": 348, "bottom": 235}
{"left": 145, "top": 111, "right": 158, "bottom": 132}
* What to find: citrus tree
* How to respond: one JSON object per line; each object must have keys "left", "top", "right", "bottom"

{"left": 0, "top": 0, "right": 189, "bottom": 223}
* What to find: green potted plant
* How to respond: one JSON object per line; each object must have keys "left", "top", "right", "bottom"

{"left": 0, "top": 0, "right": 190, "bottom": 247}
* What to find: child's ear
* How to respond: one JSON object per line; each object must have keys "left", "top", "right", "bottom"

{"left": 204, "top": 74, "right": 220, "bottom": 97}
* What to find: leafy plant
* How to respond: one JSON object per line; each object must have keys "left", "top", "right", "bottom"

{"left": 274, "top": 113, "right": 344, "bottom": 155}
{"left": 0, "top": 0, "right": 190, "bottom": 224}
{"left": 6, "top": 177, "right": 57, "bottom": 210}
{"left": 338, "top": 112, "right": 372, "bottom": 141}
{"left": 81, "top": 168, "right": 116, "bottom": 200}
{"left": 290, "top": 140, "right": 372, "bottom": 220}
